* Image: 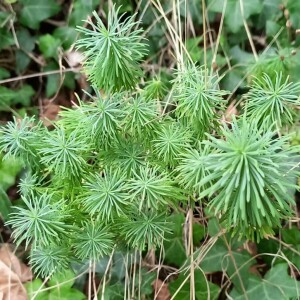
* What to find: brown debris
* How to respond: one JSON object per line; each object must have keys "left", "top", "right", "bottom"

{"left": 223, "top": 101, "right": 239, "bottom": 123}
{"left": 39, "top": 99, "right": 61, "bottom": 126}
{"left": 0, "top": 244, "right": 32, "bottom": 300}
{"left": 152, "top": 279, "right": 171, "bottom": 300}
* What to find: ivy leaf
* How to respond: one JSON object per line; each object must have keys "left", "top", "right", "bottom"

{"left": 110, "top": 252, "right": 138, "bottom": 281}
{"left": 102, "top": 283, "right": 124, "bottom": 299}
{"left": 25, "top": 272, "right": 86, "bottom": 300}
{"left": 19, "top": 0, "right": 61, "bottom": 30}
{"left": 0, "top": 154, "right": 23, "bottom": 191}
{"left": 69, "top": 0, "right": 98, "bottom": 27}
{"left": 39, "top": 34, "right": 61, "bottom": 59}
{"left": 16, "top": 85, "right": 35, "bottom": 107}
{"left": 53, "top": 27, "right": 77, "bottom": 50}
{"left": 230, "top": 46, "right": 255, "bottom": 64}
{"left": 63, "top": 72, "right": 76, "bottom": 90}
{"left": 221, "top": 67, "right": 246, "bottom": 91}
{"left": 207, "top": 217, "right": 222, "bottom": 236}
{"left": 48, "top": 270, "right": 85, "bottom": 300}
{"left": 230, "top": 263, "right": 300, "bottom": 299}
{"left": 48, "top": 269, "right": 76, "bottom": 289}
{"left": 208, "top": 0, "right": 263, "bottom": 33}
{"left": 25, "top": 278, "right": 49, "bottom": 300}
{"left": 281, "top": 227, "right": 300, "bottom": 269}
{"left": 193, "top": 223, "right": 206, "bottom": 247}
{"left": 200, "top": 239, "right": 226, "bottom": 273}
{"left": 163, "top": 213, "right": 187, "bottom": 267}
{"left": 286, "top": 0, "right": 300, "bottom": 29}
{"left": 282, "top": 227, "right": 300, "bottom": 245}
{"left": 169, "top": 269, "right": 220, "bottom": 300}
{"left": 16, "top": 51, "right": 30, "bottom": 74}
{"left": 0, "top": 85, "right": 14, "bottom": 106}
{"left": 186, "top": 37, "right": 203, "bottom": 62}
{"left": 163, "top": 214, "right": 206, "bottom": 266}
{"left": 44, "top": 61, "right": 76, "bottom": 97}
{"left": 107, "top": 0, "right": 133, "bottom": 13}
{"left": 99, "top": 266, "right": 154, "bottom": 299}
{"left": 0, "top": 85, "right": 34, "bottom": 110}
{"left": 266, "top": 20, "right": 281, "bottom": 37}
{"left": 200, "top": 231, "right": 254, "bottom": 292}
{"left": 262, "top": 0, "right": 282, "bottom": 16}
{"left": 0, "top": 28, "right": 14, "bottom": 50}
{"left": 17, "top": 28, "right": 35, "bottom": 52}
{"left": 49, "top": 288, "right": 85, "bottom": 300}
{"left": 16, "top": 28, "right": 36, "bottom": 73}
{"left": 0, "top": 67, "right": 10, "bottom": 80}
{"left": 139, "top": 269, "right": 156, "bottom": 296}
{"left": 256, "top": 238, "right": 279, "bottom": 266}
{"left": 0, "top": 187, "right": 12, "bottom": 221}
{"left": 179, "top": 0, "right": 205, "bottom": 24}
{"left": 0, "top": 11, "right": 12, "bottom": 25}
{"left": 44, "top": 61, "right": 60, "bottom": 97}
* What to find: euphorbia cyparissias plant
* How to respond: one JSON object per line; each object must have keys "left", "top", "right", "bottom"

{"left": 1, "top": 5, "right": 299, "bottom": 277}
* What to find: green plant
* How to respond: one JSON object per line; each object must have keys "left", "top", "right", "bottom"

{"left": 197, "top": 117, "right": 298, "bottom": 240}
{"left": 173, "top": 64, "right": 228, "bottom": 135}
{"left": 25, "top": 270, "right": 85, "bottom": 299}
{"left": 1, "top": 6, "right": 300, "bottom": 300}
{"left": 245, "top": 73, "right": 300, "bottom": 128}
{"left": 76, "top": 7, "right": 147, "bottom": 92}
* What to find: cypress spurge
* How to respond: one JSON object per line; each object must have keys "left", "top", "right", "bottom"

{"left": 1, "top": 5, "right": 299, "bottom": 277}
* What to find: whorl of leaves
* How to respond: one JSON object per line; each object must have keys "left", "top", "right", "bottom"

{"left": 6, "top": 193, "right": 70, "bottom": 248}
{"left": 76, "top": 7, "right": 147, "bottom": 92}
{"left": 173, "top": 64, "right": 228, "bottom": 135}
{"left": 74, "top": 221, "right": 114, "bottom": 260}
{"left": 30, "top": 245, "right": 71, "bottom": 278}
{"left": 245, "top": 72, "right": 300, "bottom": 128}
{"left": 198, "top": 117, "right": 299, "bottom": 240}
{"left": 0, "top": 116, "right": 41, "bottom": 167}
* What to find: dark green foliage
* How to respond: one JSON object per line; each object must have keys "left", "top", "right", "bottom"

{"left": 104, "top": 140, "right": 146, "bottom": 176}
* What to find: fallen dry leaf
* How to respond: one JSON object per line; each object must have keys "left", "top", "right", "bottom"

{"left": 40, "top": 100, "right": 61, "bottom": 126}
{"left": 65, "top": 51, "right": 84, "bottom": 68}
{"left": 249, "top": 264, "right": 263, "bottom": 276}
{"left": 0, "top": 244, "right": 32, "bottom": 300}
{"left": 152, "top": 279, "right": 171, "bottom": 300}
{"left": 223, "top": 100, "right": 239, "bottom": 122}
{"left": 245, "top": 241, "right": 257, "bottom": 256}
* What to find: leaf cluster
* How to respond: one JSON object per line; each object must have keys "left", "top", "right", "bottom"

{"left": 76, "top": 8, "right": 147, "bottom": 92}
{"left": 1, "top": 6, "right": 299, "bottom": 282}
